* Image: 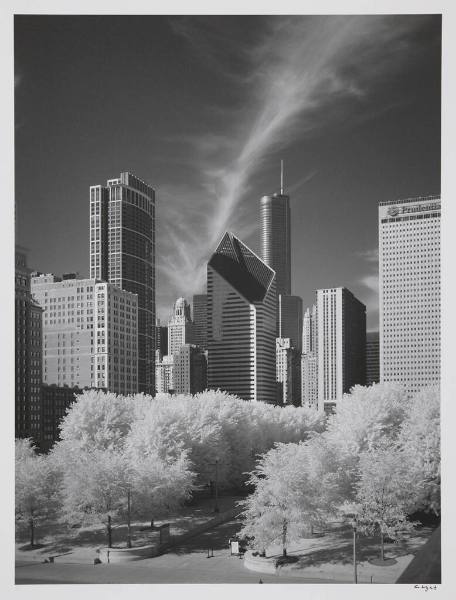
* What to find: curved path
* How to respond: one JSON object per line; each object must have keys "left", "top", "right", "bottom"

{"left": 16, "top": 518, "right": 334, "bottom": 585}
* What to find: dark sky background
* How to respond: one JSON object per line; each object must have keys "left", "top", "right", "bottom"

{"left": 14, "top": 15, "right": 441, "bottom": 328}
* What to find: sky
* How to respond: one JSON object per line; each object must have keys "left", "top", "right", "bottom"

{"left": 14, "top": 14, "right": 441, "bottom": 329}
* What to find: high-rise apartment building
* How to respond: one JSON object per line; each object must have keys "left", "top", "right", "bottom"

{"left": 379, "top": 195, "right": 440, "bottom": 395}
{"left": 167, "top": 297, "right": 195, "bottom": 356}
{"left": 316, "top": 287, "right": 366, "bottom": 412}
{"left": 15, "top": 246, "right": 42, "bottom": 443}
{"left": 174, "top": 344, "right": 207, "bottom": 395}
{"left": 366, "top": 331, "right": 380, "bottom": 386}
{"left": 89, "top": 172, "right": 155, "bottom": 394}
{"left": 192, "top": 294, "right": 208, "bottom": 351}
{"left": 207, "top": 232, "right": 276, "bottom": 403}
{"left": 31, "top": 274, "right": 138, "bottom": 395}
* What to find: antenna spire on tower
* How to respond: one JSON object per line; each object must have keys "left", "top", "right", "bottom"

{"left": 280, "top": 159, "right": 284, "bottom": 195}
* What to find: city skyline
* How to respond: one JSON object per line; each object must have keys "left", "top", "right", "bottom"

{"left": 14, "top": 15, "right": 441, "bottom": 329}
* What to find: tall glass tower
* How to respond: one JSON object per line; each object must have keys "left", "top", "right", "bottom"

{"left": 260, "top": 191, "right": 291, "bottom": 296}
{"left": 207, "top": 232, "right": 276, "bottom": 403}
{"left": 90, "top": 172, "right": 155, "bottom": 395}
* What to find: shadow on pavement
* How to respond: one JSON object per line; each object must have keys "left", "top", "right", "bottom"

{"left": 167, "top": 519, "right": 242, "bottom": 556}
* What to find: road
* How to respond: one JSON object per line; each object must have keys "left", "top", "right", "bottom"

{"left": 16, "top": 518, "right": 335, "bottom": 585}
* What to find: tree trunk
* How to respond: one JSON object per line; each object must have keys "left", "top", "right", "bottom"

{"left": 127, "top": 489, "right": 132, "bottom": 549}
{"left": 282, "top": 519, "right": 287, "bottom": 558}
{"left": 107, "top": 514, "right": 112, "bottom": 548}
{"left": 29, "top": 516, "right": 35, "bottom": 548}
{"left": 380, "top": 530, "right": 384, "bottom": 561}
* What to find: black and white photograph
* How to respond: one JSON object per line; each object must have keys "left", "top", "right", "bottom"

{"left": 4, "top": 0, "right": 455, "bottom": 596}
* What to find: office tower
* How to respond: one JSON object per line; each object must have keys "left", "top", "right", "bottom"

{"left": 279, "top": 294, "right": 303, "bottom": 351}
{"left": 366, "top": 331, "right": 380, "bottom": 386}
{"left": 174, "top": 344, "right": 207, "bottom": 395}
{"left": 302, "top": 305, "right": 317, "bottom": 355}
{"left": 167, "top": 297, "right": 195, "bottom": 356}
{"left": 316, "top": 287, "right": 366, "bottom": 412}
{"left": 15, "top": 246, "right": 42, "bottom": 443}
{"left": 31, "top": 274, "right": 138, "bottom": 395}
{"left": 40, "top": 384, "right": 84, "bottom": 452}
{"left": 301, "top": 304, "right": 317, "bottom": 408}
{"left": 207, "top": 232, "right": 276, "bottom": 403}
{"left": 90, "top": 172, "right": 155, "bottom": 394}
{"left": 192, "top": 294, "right": 208, "bottom": 351}
{"left": 379, "top": 195, "right": 440, "bottom": 395}
{"left": 155, "top": 354, "right": 174, "bottom": 394}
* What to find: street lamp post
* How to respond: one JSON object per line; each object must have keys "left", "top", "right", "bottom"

{"left": 214, "top": 459, "right": 219, "bottom": 513}
{"left": 351, "top": 517, "right": 358, "bottom": 584}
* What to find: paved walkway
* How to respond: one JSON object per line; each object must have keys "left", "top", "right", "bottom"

{"left": 16, "top": 519, "right": 334, "bottom": 584}
{"left": 244, "top": 523, "right": 437, "bottom": 584}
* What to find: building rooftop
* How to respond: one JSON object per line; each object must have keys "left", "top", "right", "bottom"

{"left": 378, "top": 194, "right": 440, "bottom": 206}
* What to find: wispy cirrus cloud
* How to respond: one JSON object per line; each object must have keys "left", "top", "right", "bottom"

{"left": 156, "top": 15, "right": 432, "bottom": 318}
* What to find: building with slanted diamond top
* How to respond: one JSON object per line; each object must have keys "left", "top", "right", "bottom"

{"left": 207, "top": 232, "right": 276, "bottom": 403}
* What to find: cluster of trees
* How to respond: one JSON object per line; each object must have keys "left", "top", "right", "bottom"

{"left": 15, "top": 389, "right": 325, "bottom": 547}
{"left": 240, "top": 384, "right": 440, "bottom": 559}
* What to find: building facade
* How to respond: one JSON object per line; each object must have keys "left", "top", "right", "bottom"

{"left": 207, "top": 232, "right": 276, "bottom": 403}
{"left": 90, "top": 172, "right": 155, "bottom": 394}
{"left": 276, "top": 338, "right": 293, "bottom": 404}
{"left": 155, "top": 320, "right": 168, "bottom": 356}
{"left": 192, "top": 294, "right": 208, "bottom": 351}
{"left": 316, "top": 287, "right": 366, "bottom": 412}
{"left": 301, "top": 304, "right": 317, "bottom": 408}
{"left": 15, "top": 246, "right": 42, "bottom": 443}
{"left": 155, "top": 353, "right": 174, "bottom": 394}
{"left": 31, "top": 275, "right": 138, "bottom": 395}
{"left": 173, "top": 344, "right": 207, "bottom": 395}
{"left": 301, "top": 353, "right": 318, "bottom": 409}
{"left": 379, "top": 195, "right": 440, "bottom": 395}
{"left": 167, "top": 297, "right": 195, "bottom": 356}
{"left": 40, "top": 384, "right": 84, "bottom": 452}
{"left": 278, "top": 294, "right": 303, "bottom": 351}
{"left": 366, "top": 331, "right": 380, "bottom": 386}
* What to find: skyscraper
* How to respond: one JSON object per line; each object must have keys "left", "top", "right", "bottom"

{"left": 89, "top": 172, "right": 155, "bottom": 394}
{"left": 379, "top": 195, "right": 440, "bottom": 395}
{"left": 15, "top": 246, "right": 42, "bottom": 443}
{"left": 301, "top": 304, "right": 317, "bottom": 408}
{"left": 366, "top": 331, "right": 380, "bottom": 386}
{"left": 260, "top": 171, "right": 291, "bottom": 296}
{"left": 316, "top": 287, "right": 366, "bottom": 412}
{"left": 192, "top": 294, "right": 208, "bottom": 351}
{"left": 302, "top": 305, "right": 317, "bottom": 355}
{"left": 167, "top": 297, "right": 195, "bottom": 355}
{"left": 207, "top": 232, "right": 276, "bottom": 403}
{"left": 31, "top": 274, "right": 138, "bottom": 395}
